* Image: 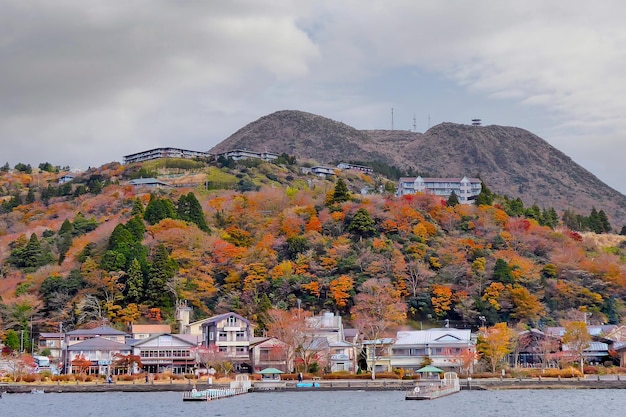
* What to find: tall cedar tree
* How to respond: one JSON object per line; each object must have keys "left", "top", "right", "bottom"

{"left": 131, "top": 198, "right": 145, "bottom": 216}
{"left": 20, "top": 233, "right": 45, "bottom": 268}
{"left": 144, "top": 195, "right": 176, "bottom": 225}
{"left": 125, "top": 258, "right": 144, "bottom": 303}
{"left": 177, "top": 192, "right": 210, "bottom": 232}
{"left": 145, "top": 244, "right": 177, "bottom": 308}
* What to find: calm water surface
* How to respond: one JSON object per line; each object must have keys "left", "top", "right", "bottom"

{"left": 2, "top": 389, "right": 625, "bottom": 417}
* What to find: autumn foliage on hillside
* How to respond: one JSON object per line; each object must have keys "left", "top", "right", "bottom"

{"left": 1, "top": 160, "right": 626, "bottom": 345}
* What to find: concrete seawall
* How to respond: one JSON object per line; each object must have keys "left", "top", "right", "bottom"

{"left": 3, "top": 377, "right": 626, "bottom": 394}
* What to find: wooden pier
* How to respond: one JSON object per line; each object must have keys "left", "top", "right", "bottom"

{"left": 183, "top": 374, "right": 251, "bottom": 402}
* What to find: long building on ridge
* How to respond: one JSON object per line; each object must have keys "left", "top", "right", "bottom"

{"left": 396, "top": 176, "right": 482, "bottom": 204}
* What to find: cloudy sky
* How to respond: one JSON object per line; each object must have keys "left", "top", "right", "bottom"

{"left": 2, "top": 1, "right": 625, "bottom": 194}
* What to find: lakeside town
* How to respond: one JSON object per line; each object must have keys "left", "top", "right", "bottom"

{"left": 2, "top": 145, "right": 626, "bottom": 394}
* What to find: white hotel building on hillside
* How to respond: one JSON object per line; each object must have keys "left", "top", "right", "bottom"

{"left": 396, "top": 176, "right": 482, "bottom": 204}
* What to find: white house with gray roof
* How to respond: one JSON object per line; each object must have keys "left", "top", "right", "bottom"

{"left": 390, "top": 328, "right": 474, "bottom": 371}
{"left": 396, "top": 176, "right": 482, "bottom": 204}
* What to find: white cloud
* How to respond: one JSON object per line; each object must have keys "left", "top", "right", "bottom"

{"left": 1, "top": 0, "right": 625, "bottom": 193}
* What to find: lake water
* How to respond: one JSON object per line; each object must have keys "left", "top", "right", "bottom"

{"left": 2, "top": 389, "right": 625, "bottom": 417}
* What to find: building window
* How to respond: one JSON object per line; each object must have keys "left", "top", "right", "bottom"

{"left": 227, "top": 316, "right": 237, "bottom": 326}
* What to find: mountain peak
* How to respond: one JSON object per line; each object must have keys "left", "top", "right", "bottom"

{"left": 210, "top": 110, "right": 626, "bottom": 224}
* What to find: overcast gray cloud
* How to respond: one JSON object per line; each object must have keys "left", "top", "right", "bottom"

{"left": 1, "top": 0, "right": 625, "bottom": 194}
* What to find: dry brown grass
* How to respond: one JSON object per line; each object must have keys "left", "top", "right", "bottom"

{"left": 580, "top": 232, "right": 626, "bottom": 248}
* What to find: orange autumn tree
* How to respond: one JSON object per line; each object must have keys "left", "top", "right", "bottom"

{"left": 302, "top": 279, "right": 321, "bottom": 299}
{"left": 305, "top": 215, "right": 322, "bottom": 233}
{"left": 329, "top": 275, "right": 354, "bottom": 309}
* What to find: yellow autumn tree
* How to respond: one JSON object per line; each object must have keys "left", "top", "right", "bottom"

{"left": 508, "top": 285, "right": 545, "bottom": 324}
{"left": 477, "top": 322, "right": 514, "bottom": 373}
{"left": 482, "top": 282, "right": 506, "bottom": 310}
{"left": 431, "top": 284, "right": 453, "bottom": 319}
{"left": 243, "top": 262, "right": 269, "bottom": 293}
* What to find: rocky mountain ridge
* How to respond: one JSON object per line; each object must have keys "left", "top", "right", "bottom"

{"left": 210, "top": 110, "right": 626, "bottom": 227}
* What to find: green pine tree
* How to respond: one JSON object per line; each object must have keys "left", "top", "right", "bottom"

{"left": 126, "top": 258, "right": 145, "bottom": 303}
{"left": 131, "top": 198, "right": 145, "bottom": 217}
{"left": 474, "top": 180, "right": 494, "bottom": 206}
{"left": 144, "top": 195, "right": 176, "bottom": 225}
{"left": 23, "top": 233, "right": 44, "bottom": 268}
{"left": 145, "top": 244, "right": 177, "bottom": 308}
{"left": 331, "top": 178, "right": 350, "bottom": 204}
{"left": 347, "top": 208, "right": 377, "bottom": 238}
{"left": 598, "top": 210, "right": 611, "bottom": 233}
{"left": 446, "top": 191, "right": 459, "bottom": 207}
{"left": 125, "top": 216, "right": 146, "bottom": 242}
{"left": 177, "top": 192, "right": 209, "bottom": 232}
{"left": 26, "top": 188, "right": 35, "bottom": 204}
{"left": 588, "top": 207, "right": 602, "bottom": 233}
{"left": 59, "top": 219, "right": 73, "bottom": 236}
{"left": 493, "top": 258, "right": 514, "bottom": 284}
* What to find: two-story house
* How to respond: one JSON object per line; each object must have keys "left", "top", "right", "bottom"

{"left": 38, "top": 332, "right": 64, "bottom": 363}
{"left": 62, "top": 325, "right": 130, "bottom": 375}
{"left": 131, "top": 333, "right": 200, "bottom": 374}
{"left": 200, "top": 312, "right": 253, "bottom": 372}
{"left": 390, "top": 328, "right": 474, "bottom": 372}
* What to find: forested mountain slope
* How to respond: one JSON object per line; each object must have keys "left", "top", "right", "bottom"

{"left": 1, "top": 159, "right": 626, "bottom": 345}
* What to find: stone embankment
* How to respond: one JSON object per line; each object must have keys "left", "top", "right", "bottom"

{"left": 3, "top": 376, "right": 626, "bottom": 394}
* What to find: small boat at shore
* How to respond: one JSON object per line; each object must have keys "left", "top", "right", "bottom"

{"left": 405, "top": 372, "right": 460, "bottom": 400}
